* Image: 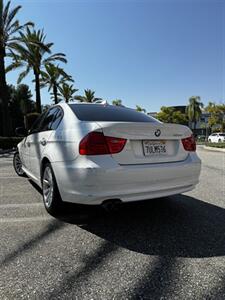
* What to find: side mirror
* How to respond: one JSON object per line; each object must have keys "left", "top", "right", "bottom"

{"left": 15, "top": 127, "right": 27, "bottom": 137}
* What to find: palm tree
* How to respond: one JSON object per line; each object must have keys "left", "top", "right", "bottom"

{"left": 10, "top": 84, "right": 34, "bottom": 129}
{"left": 75, "top": 89, "right": 101, "bottom": 103}
{"left": 58, "top": 83, "right": 78, "bottom": 103}
{"left": 7, "top": 28, "right": 67, "bottom": 113}
{"left": 41, "top": 63, "right": 73, "bottom": 104}
{"left": 0, "top": 0, "right": 33, "bottom": 135}
{"left": 112, "top": 99, "right": 122, "bottom": 106}
{"left": 136, "top": 105, "right": 146, "bottom": 113}
{"left": 186, "top": 96, "right": 203, "bottom": 130}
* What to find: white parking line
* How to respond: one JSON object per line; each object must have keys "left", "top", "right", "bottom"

{"left": 0, "top": 176, "right": 26, "bottom": 179}
{"left": 1, "top": 193, "right": 39, "bottom": 198}
{"left": 0, "top": 216, "right": 52, "bottom": 223}
{"left": 0, "top": 203, "right": 42, "bottom": 208}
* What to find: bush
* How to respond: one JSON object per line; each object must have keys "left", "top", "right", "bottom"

{"left": 195, "top": 141, "right": 225, "bottom": 147}
{"left": 196, "top": 141, "right": 205, "bottom": 145}
{"left": 0, "top": 137, "right": 23, "bottom": 150}
{"left": 205, "top": 142, "right": 225, "bottom": 148}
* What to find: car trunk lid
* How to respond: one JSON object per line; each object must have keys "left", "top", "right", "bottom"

{"left": 96, "top": 121, "right": 192, "bottom": 165}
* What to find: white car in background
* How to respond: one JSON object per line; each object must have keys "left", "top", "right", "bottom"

{"left": 208, "top": 133, "right": 225, "bottom": 143}
{"left": 13, "top": 103, "right": 201, "bottom": 215}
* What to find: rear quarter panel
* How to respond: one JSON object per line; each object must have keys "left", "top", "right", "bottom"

{"left": 42, "top": 107, "right": 102, "bottom": 163}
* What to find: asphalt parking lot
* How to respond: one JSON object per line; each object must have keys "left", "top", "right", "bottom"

{"left": 0, "top": 147, "right": 225, "bottom": 299}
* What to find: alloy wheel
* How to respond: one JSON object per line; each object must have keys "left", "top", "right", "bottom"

{"left": 42, "top": 166, "right": 54, "bottom": 208}
{"left": 14, "top": 153, "right": 24, "bottom": 176}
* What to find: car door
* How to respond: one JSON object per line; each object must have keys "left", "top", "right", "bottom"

{"left": 29, "top": 107, "right": 62, "bottom": 179}
{"left": 216, "top": 134, "right": 220, "bottom": 142}
{"left": 212, "top": 133, "right": 216, "bottom": 142}
{"left": 21, "top": 113, "right": 46, "bottom": 171}
{"left": 19, "top": 137, "right": 30, "bottom": 170}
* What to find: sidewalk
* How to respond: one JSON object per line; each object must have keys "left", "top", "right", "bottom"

{"left": 203, "top": 145, "right": 225, "bottom": 153}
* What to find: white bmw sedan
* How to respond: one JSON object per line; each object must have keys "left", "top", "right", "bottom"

{"left": 14, "top": 103, "right": 201, "bottom": 214}
{"left": 208, "top": 133, "right": 225, "bottom": 143}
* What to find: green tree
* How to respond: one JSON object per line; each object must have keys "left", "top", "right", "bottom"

{"left": 172, "top": 111, "right": 188, "bottom": 125}
{"left": 112, "top": 99, "right": 122, "bottom": 106}
{"left": 41, "top": 63, "right": 73, "bottom": 104}
{"left": 185, "top": 96, "right": 203, "bottom": 130}
{"left": 0, "top": 0, "right": 33, "bottom": 136}
{"left": 75, "top": 89, "right": 101, "bottom": 103}
{"left": 58, "top": 83, "right": 78, "bottom": 103}
{"left": 15, "top": 84, "right": 34, "bottom": 113}
{"left": 8, "top": 84, "right": 35, "bottom": 130}
{"left": 136, "top": 105, "right": 146, "bottom": 113}
{"left": 157, "top": 106, "right": 188, "bottom": 125}
{"left": 205, "top": 102, "right": 225, "bottom": 131}
{"left": 157, "top": 106, "right": 175, "bottom": 123}
{"left": 7, "top": 28, "right": 67, "bottom": 113}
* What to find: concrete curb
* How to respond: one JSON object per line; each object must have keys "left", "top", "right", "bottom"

{"left": 203, "top": 146, "right": 225, "bottom": 153}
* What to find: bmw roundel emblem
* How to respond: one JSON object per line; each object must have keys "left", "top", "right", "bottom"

{"left": 155, "top": 129, "right": 161, "bottom": 137}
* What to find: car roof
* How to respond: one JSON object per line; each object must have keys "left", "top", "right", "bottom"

{"left": 210, "top": 132, "right": 225, "bottom": 135}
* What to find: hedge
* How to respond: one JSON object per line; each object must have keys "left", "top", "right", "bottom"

{"left": 196, "top": 141, "right": 205, "bottom": 145}
{"left": 205, "top": 142, "right": 225, "bottom": 148}
{"left": 0, "top": 137, "right": 23, "bottom": 150}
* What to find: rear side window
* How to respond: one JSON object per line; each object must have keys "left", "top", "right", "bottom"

{"left": 39, "top": 107, "right": 63, "bottom": 132}
{"left": 51, "top": 109, "right": 63, "bottom": 130}
{"left": 29, "top": 112, "right": 47, "bottom": 134}
{"left": 40, "top": 108, "right": 56, "bottom": 131}
{"left": 69, "top": 104, "right": 158, "bottom": 123}
{"left": 219, "top": 133, "right": 225, "bottom": 136}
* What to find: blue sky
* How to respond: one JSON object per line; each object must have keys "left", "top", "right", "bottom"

{"left": 7, "top": 0, "right": 225, "bottom": 112}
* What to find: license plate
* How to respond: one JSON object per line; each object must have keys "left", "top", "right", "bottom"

{"left": 142, "top": 140, "right": 167, "bottom": 156}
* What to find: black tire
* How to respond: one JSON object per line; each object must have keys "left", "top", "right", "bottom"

{"left": 42, "top": 162, "right": 64, "bottom": 215}
{"left": 13, "top": 151, "right": 26, "bottom": 177}
{"left": 218, "top": 139, "right": 221, "bottom": 143}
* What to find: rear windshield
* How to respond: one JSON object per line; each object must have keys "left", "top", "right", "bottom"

{"left": 69, "top": 104, "right": 158, "bottom": 123}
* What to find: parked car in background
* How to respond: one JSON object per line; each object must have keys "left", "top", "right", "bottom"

{"left": 13, "top": 103, "right": 201, "bottom": 215}
{"left": 208, "top": 133, "right": 225, "bottom": 143}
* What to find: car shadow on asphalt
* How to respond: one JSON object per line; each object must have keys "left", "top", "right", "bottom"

{"left": 58, "top": 194, "right": 225, "bottom": 259}
{"left": 28, "top": 180, "right": 225, "bottom": 258}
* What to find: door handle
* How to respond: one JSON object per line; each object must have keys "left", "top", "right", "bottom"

{"left": 40, "top": 138, "right": 47, "bottom": 146}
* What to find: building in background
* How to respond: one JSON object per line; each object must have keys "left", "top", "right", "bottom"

{"left": 147, "top": 112, "right": 158, "bottom": 119}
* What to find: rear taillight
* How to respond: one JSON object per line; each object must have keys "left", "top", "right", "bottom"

{"left": 79, "top": 132, "right": 127, "bottom": 155}
{"left": 181, "top": 135, "right": 196, "bottom": 152}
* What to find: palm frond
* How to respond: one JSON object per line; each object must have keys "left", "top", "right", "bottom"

{"left": 17, "top": 66, "right": 31, "bottom": 84}
{"left": 2, "top": 1, "right": 11, "bottom": 24}
{"left": 5, "top": 61, "right": 25, "bottom": 73}
{"left": 74, "top": 95, "right": 85, "bottom": 102}
{"left": 43, "top": 53, "right": 67, "bottom": 64}
{"left": 6, "top": 19, "right": 19, "bottom": 33}
{"left": 8, "top": 41, "right": 30, "bottom": 57}
{"left": 5, "top": 5, "right": 21, "bottom": 30}
{"left": 8, "top": 21, "right": 34, "bottom": 36}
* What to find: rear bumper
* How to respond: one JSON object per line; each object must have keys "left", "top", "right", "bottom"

{"left": 52, "top": 153, "right": 201, "bottom": 205}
